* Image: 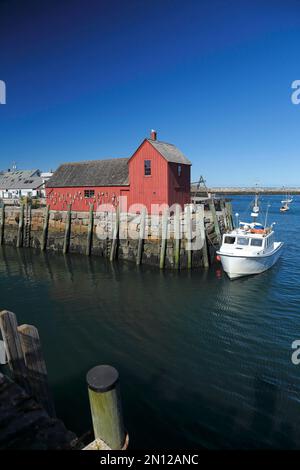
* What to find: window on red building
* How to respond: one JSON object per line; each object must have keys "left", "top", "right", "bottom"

{"left": 84, "top": 189, "right": 95, "bottom": 198}
{"left": 178, "top": 164, "right": 182, "bottom": 176}
{"left": 144, "top": 160, "right": 151, "bottom": 176}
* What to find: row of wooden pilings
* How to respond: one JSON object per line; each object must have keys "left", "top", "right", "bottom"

{"left": 0, "top": 310, "right": 128, "bottom": 450}
{"left": 0, "top": 199, "right": 234, "bottom": 269}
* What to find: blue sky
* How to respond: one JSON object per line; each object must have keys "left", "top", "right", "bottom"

{"left": 0, "top": 0, "right": 300, "bottom": 186}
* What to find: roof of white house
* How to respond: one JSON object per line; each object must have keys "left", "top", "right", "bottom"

{"left": 0, "top": 170, "right": 44, "bottom": 190}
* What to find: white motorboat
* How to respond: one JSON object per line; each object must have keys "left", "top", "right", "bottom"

{"left": 217, "top": 193, "right": 283, "bottom": 279}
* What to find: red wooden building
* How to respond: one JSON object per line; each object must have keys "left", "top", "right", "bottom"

{"left": 46, "top": 131, "right": 191, "bottom": 213}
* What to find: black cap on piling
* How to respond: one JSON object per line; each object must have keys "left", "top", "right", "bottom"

{"left": 86, "top": 365, "right": 119, "bottom": 393}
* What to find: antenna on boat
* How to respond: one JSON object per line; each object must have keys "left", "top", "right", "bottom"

{"left": 264, "top": 203, "right": 271, "bottom": 228}
{"left": 235, "top": 212, "right": 239, "bottom": 228}
{"left": 251, "top": 183, "right": 260, "bottom": 221}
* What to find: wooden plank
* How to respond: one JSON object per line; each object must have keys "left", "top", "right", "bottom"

{"left": 41, "top": 205, "right": 50, "bottom": 251}
{"left": 136, "top": 208, "right": 146, "bottom": 266}
{"left": 110, "top": 206, "right": 120, "bottom": 261}
{"left": 174, "top": 205, "right": 181, "bottom": 270}
{"left": 159, "top": 210, "right": 168, "bottom": 269}
{"left": 220, "top": 200, "right": 228, "bottom": 230}
{"left": 209, "top": 201, "right": 221, "bottom": 243}
{"left": 0, "top": 204, "right": 4, "bottom": 246}
{"left": 86, "top": 365, "right": 126, "bottom": 450}
{"left": 63, "top": 204, "right": 72, "bottom": 254}
{"left": 185, "top": 205, "right": 192, "bottom": 269}
{"left": 18, "top": 324, "right": 56, "bottom": 418}
{"left": 0, "top": 310, "right": 29, "bottom": 392}
{"left": 86, "top": 204, "right": 94, "bottom": 256}
{"left": 16, "top": 203, "right": 24, "bottom": 248}
{"left": 225, "top": 201, "right": 234, "bottom": 230}
{"left": 198, "top": 205, "right": 209, "bottom": 268}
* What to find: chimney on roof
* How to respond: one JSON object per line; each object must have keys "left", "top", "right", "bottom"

{"left": 150, "top": 129, "right": 157, "bottom": 140}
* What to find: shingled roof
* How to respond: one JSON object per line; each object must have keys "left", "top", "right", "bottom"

{"left": 0, "top": 170, "right": 43, "bottom": 190}
{"left": 47, "top": 158, "right": 129, "bottom": 188}
{"left": 147, "top": 139, "right": 191, "bottom": 165}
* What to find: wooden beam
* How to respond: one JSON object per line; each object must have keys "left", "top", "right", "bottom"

{"left": 18, "top": 324, "right": 56, "bottom": 418}
{"left": 209, "top": 201, "right": 221, "bottom": 243}
{"left": 63, "top": 204, "right": 72, "bottom": 254}
{"left": 86, "top": 204, "right": 94, "bottom": 256}
{"left": 225, "top": 202, "right": 234, "bottom": 230}
{"left": 185, "top": 205, "right": 192, "bottom": 269}
{"left": 16, "top": 203, "right": 24, "bottom": 248}
{"left": 110, "top": 206, "right": 120, "bottom": 261}
{"left": 0, "top": 310, "right": 30, "bottom": 392}
{"left": 198, "top": 205, "right": 209, "bottom": 268}
{"left": 136, "top": 208, "right": 146, "bottom": 266}
{"left": 41, "top": 205, "right": 50, "bottom": 251}
{"left": 86, "top": 365, "right": 126, "bottom": 450}
{"left": 174, "top": 205, "right": 181, "bottom": 270}
{"left": 159, "top": 210, "right": 168, "bottom": 269}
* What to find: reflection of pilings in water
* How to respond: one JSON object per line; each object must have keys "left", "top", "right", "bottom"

{"left": 85, "top": 256, "right": 97, "bottom": 288}
{"left": 63, "top": 254, "right": 74, "bottom": 282}
{"left": 0, "top": 246, "right": 11, "bottom": 278}
{"left": 40, "top": 252, "right": 55, "bottom": 282}
{"left": 16, "top": 247, "right": 32, "bottom": 280}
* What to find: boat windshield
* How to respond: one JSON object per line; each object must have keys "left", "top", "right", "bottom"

{"left": 224, "top": 236, "right": 236, "bottom": 244}
{"left": 237, "top": 237, "right": 249, "bottom": 246}
{"left": 250, "top": 238, "right": 263, "bottom": 247}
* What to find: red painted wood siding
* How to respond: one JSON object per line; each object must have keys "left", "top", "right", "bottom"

{"left": 167, "top": 162, "right": 191, "bottom": 208}
{"left": 46, "top": 186, "right": 127, "bottom": 211}
{"left": 127, "top": 140, "right": 169, "bottom": 213}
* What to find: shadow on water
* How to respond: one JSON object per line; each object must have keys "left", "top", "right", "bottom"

{"left": 1, "top": 195, "right": 300, "bottom": 450}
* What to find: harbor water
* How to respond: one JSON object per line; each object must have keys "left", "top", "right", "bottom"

{"left": 0, "top": 195, "right": 300, "bottom": 449}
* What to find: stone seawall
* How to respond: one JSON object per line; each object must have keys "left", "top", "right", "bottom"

{"left": 0, "top": 205, "right": 229, "bottom": 269}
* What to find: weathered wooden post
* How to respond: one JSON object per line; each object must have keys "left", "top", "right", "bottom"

{"left": 41, "top": 205, "right": 50, "bottom": 251}
{"left": 159, "top": 210, "right": 168, "bottom": 270}
{"left": 174, "top": 205, "right": 181, "bottom": 270}
{"left": 220, "top": 200, "right": 228, "bottom": 230}
{"left": 110, "top": 206, "right": 120, "bottom": 262}
{"left": 0, "top": 310, "right": 30, "bottom": 393}
{"left": 16, "top": 203, "right": 24, "bottom": 248}
{"left": 225, "top": 201, "right": 233, "bottom": 230}
{"left": 198, "top": 204, "right": 209, "bottom": 268}
{"left": 0, "top": 204, "right": 4, "bottom": 245}
{"left": 86, "top": 204, "right": 94, "bottom": 256}
{"left": 18, "top": 324, "right": 56, "bottom": 418}
{"left": 63, "top": 204, "right": 72, "bottom": 254}
{"left": 209, "top": 200, "right": 221, "bottom": 244}
{"left": 136, "top": 208, "right": 146, "bottom": 266}
{"left": 185, "top": 205, "right": 192, "bottom": 269}
{"left": 86, "top": 365, "right": 127, "bottom": 450}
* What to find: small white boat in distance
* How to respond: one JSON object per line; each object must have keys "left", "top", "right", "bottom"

{"left": 217, "top": 194, "right": 283, "bottom": 279}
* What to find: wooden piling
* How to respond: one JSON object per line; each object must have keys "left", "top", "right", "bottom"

{"left": 159, "top": 210, "right": 168, "bottom": 269}
{"left": 225, "top": 201, "right": 233, "bottom": 230}
{"left": 17, "top": 324, "right": 56, "bottom": 417}
{"left": 185, "top": 205, "right": 192, "bottom": 269}
{"left": 0, "top": 204, "right": 4, "bottom": 245}
{"left": 0, "top": 310, "right": 29, "bottom": 392}
{"left": 174, "top": 205, "right": 181, "bottom": 270}
{"left": 198, "top": 205, "right": 209, "bottom": 268}
{"left": 220, "top": 200, "right": 228, "bottom": 230}
{"left": 110, "top": 206, "right": 120, "bottom": 262}
{"left": 136, "top": 208, "right": 146, "bottom": 266}
{"left": 209, "top": 200, "right": 221, "bottom": 244}
{"left": 63, "top": 204, "right": 72, "bottom": 254}
{"left": 16, "top": 203, "right": 24, "bottom": 248}
{"left": 86, "top": 204, "right": 94, "bottom": 256}
{"left": 86, "top": 365, "right": 126, "bottom": 450}
{"left": 41, "top": 205, "right": 50, "bottom": 251}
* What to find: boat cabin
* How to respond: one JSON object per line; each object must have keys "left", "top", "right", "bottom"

{"left": 221, "top": 227, "right": 275, "bottom": 255}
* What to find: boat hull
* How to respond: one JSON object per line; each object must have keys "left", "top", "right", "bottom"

{"left": 217, "top": 242, "right": 284, "bottom": 279}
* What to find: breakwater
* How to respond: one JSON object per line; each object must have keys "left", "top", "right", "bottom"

{"left": 0, "top": 201, "right": 232, "bottom": 269}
